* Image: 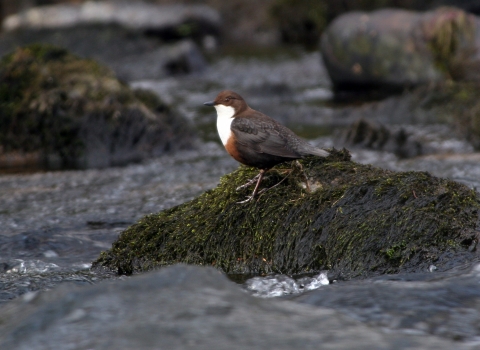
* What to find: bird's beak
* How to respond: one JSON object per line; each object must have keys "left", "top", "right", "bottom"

{"left": 203, "top": 101, "right": 215, "bottom": 107}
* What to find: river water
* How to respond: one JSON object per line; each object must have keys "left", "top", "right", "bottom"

{"left": 1, "top": 51, "right": 480, "bottom": 344}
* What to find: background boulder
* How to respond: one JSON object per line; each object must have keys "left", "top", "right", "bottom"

{"left": 0, "top": 44, "right": 195, "bottom": 170}
{"left": 0, "top": 2, "right": 220, "bottom": 81}
{"left": 321, "top": 7, "right": 480, "bottom": 93}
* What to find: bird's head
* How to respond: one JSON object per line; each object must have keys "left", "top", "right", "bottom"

{"left": 204, "top": 90, "right": 248, "bottom": 115}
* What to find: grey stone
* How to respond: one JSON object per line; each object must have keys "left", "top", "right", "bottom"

{"left": 321, "top": 8, "right": 480, "bottom": 92}
{"left": 0, "top": 264, "right": 469, "bottom": 350}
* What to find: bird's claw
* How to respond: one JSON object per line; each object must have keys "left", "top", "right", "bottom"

{"left": 236, "top": 174, "right": 261, "bottom": 191}
{"left": 237, "top": 196, "right": 255, "bottom": 204}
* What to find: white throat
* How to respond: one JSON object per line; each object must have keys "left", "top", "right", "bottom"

{"left": 214, "top": 105, "right": 235, "bottom": 145}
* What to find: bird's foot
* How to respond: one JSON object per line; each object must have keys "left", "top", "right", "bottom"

{"left": 238, "top": 171, "right": 291, "bottom": 203}
{"left": 236, "top": 169, "right": 266, "bottom": 204}
{"left": 237, "top": 195, "right": 256, "bottom": 204}
{"left": 255, "top": 171, "right": 292, "bottom": 196}
{"left": 295, "top": 160, "right": 311, "bottom": 192}
{"left": 236, "top": 174, "right": 261, "bottom": 191}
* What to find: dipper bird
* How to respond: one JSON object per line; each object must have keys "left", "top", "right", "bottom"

{"left": 204, "top": 90, "right": 329, "bottom": 202}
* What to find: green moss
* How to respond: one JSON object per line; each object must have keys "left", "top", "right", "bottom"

{"left": 0, "top": 44, "right": 190, "bottom": 168}
{"left": 0, "top": 44, "right": 114, "bottom": 157}
{"left": 93, "top": 149, "right": 480, "bottom": 278}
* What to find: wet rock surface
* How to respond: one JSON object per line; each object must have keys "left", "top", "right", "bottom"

{"left": 291, "top": 262, "right": 480, "bottom": 342}
{"left": 333, "top": 82, "right": 480, "bottom": 153}
{"left": 340, "top": 118, "right": 423, "bottom": 158}
{"left": 0, "top": 264, "right": 468, "bottom": 350}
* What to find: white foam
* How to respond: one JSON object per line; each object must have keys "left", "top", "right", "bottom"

{"left": 6, "top": 259, "right": 60, "bottom": 274}
{"left": 245, "top": 272, "right": 329, "bottom": 298}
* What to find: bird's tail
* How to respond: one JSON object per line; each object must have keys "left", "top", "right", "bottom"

{"left": 304, "top": 143, "right": 330, "bottom": 157}
{"left": 309, "top": 148, "right": 330, "bottom": 157}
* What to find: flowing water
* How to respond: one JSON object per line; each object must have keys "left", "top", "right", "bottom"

{"left": 1, "top": 51, "right": 480, "bottom": 343}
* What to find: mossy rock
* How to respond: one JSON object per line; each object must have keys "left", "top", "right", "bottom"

{"left": 93, "top": 149, "right": 480, "bottom": 278}
{"left": 0, "top": 44, "right": 195, "bottom": 169}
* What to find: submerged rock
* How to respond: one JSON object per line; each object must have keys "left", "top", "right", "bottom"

{"left": 94, "top": 149, "right": 480, "bottom": 278}
{"left": 341, "top": 118, "right": 422, "bottom": 158}
{"left": 334, "top": 82, "right": 480, "bottom": 152}
{"left": 292, "top": 263, "right": 480, "bottom": 342}
{"left": 321, "top": 7, "right": 480, "bottom": 94}
{"left": 0, "top": 44, "right": 195, "bottom": 170}
{"left": 0, "top": 264, "right": 462, "bottom": 350}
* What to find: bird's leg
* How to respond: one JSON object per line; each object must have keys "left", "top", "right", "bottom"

{"left": 295, "top": 160, "right": 311, "bottom": 193}
{"left": 236, "top": 172, "right": 262, "bottom": 191}
{"left": 237, "top": 169, "right": 266, "bottom": 203}
{"left": 257, "top": 168, "right": 293, "bottom": 196}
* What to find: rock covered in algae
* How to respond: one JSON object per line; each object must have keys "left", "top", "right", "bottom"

{"left": 0, "top": 44, "right": 195, "bottom": 170}
{"left": 94, "top": 149, "right": 480, "bottom": 278}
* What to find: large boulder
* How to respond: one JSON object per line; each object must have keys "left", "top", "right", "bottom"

{"left": 320, "top": 7, "right": 480, "bottom": 93}
{"left": 94, "top": 149, "right": 480, "bottom": 279}
{"left": 0, "top": 44, "right": 195, "bottom": 170}
{"left": 0, "top": 2, "right": 220, "bottom": 81}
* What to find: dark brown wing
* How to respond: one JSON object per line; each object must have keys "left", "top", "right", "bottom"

{"left": 231, "top": 113, "right": 303, "bottom": 158}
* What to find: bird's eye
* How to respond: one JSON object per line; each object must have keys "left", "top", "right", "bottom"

{"left": 225, "top": 97, "right": 231, "bottom": 102}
